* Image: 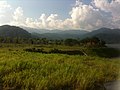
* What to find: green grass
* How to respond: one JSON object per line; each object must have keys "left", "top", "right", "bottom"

{"left": 82, "top": 47, "right": 120, "bottom": 58}
{"left": 23, "top": 45, "right": 120, "bottom": 58}
{"left": 0, "top": 45, "right": 120, "bottom": 90}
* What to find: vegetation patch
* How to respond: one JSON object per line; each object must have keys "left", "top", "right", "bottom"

{"left": 82, "top": 47, "right": 120, "bottom": 58}
{"left": 0, "top": 50, "right": 119, "bottom": 90}
{"left": 24, "top": 47, "right": 120, "bottom": 58}
{"left": 24, "top": 48, "right": 84, "bottom": 55}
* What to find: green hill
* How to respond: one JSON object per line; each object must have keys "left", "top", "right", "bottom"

{"left": 82, "top": 28, "right": 120, "bottom": 44}
{"left": 0, "top": 25, "right": 31, "bottom": 38}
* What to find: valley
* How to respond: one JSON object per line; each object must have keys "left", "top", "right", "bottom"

{"left": 0, "top": 0, "right": 120, "bottom": 89}
{"left": 0, "top": 25, "right": 120, "bottom": 90}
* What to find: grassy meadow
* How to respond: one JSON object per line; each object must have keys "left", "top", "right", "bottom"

{"left": 0, "top": 44, "right": 120, "bottom": 90}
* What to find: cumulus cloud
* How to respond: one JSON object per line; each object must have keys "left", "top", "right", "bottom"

{"left": 11, "top": 7, "right": 26, "bottom": 26}
{"left": 69, "top": 2, "right": 108, "bottom": 30}
{"left": 0, "top": 0, "right": 12, "bottom": 25}
{"left": 25, "top": 14, "right": 62, "bottom": 30}
{"left": 92, "top": 0, "right": 120, "bottom": 28}
{"left": 93, "top": 0, "right": 120, "bottom": 19}
{"left": 22, "top": 0, "right": 119, "bottom": 30}
{"left": 24, "top": 1, "right": 109, "bottom": 30}
{"left": 1, "top": 0, "right": 120, "bottom": 31}
{"left": 13, "top": 7, "right": 24, "bottom": 21}
{"left": 0, "top": 0, "right": 11, "bottom": 9}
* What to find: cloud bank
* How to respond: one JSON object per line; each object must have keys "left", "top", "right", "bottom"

{"left": 0, "top": 0, "right": 120, "bottom": 31}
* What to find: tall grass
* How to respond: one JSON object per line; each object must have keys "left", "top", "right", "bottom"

{"left": 0, "top": 49, "right": 119, "bottom": 90}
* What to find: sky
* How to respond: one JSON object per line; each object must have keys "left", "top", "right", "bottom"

{"left": 0, "top": 0, "right": 120, "bottom": 31}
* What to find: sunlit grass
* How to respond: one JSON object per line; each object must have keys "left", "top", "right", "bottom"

{"left": 0, "top": 48, "right": 119, "bottom": 90}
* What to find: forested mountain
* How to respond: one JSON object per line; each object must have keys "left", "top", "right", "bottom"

{"left": 83, "top": 28, "right": 120, "bottom": 43}
{"left": 0, "top": 25, "right": 31, "bottom": 38}
{"left": 25, "top": 27, "right": 88, "bottom": 39}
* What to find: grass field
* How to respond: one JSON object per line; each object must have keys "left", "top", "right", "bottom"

{"left": 0, "top": 44, "right": 120, "bottom": 90}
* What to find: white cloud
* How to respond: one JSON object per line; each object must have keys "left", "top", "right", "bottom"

{"left": 13, "top": 7, "right": 23, "bottom": 21}
{"left": 23, "top": 2, "right": 109, "bottom": 30}
{"left": 0, "top": 0, "right": 11, "bottom": 15}
{"left": 10, "top": 7, "right": 26, "bottom": 26}
{"left": 25, "top": 14, "right": 63, "bottom": 30}
{"left": 92, "top": 0, "right": 120, "bottom": 29}
{"left": 0, "top": 0, "right": 11, "bottom": 9}
{"left": 1, "top": 0, "right": 120, "bottom": 31}
{"left": 39, "top": 14, "right": 47, "bottom": 28}
{"left": 93, "top": 0, "right": 120, "bottom": 19}
{"left": 92, "top": 0, "right": 109, "bottom": 12}
{"left": 0, "top": 0, "right": 12, "bottom": 25}
{"left": 23, "top": 0, "right": 114, "bottom": 31}
{"left": 69, "top": 3, "right": 107, "bottom": 30}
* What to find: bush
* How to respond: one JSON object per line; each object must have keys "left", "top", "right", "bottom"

{"left": 83, "top": 47, "right": 120, "bottom": 58}
{"left": 80, "top": 37, "right": 106, "bottom": 47}
{"left": 24, "top": 48, "right": 44, "bottom": 53}
{"left": 64, "top": 39, "right": 79, "bottom": 46}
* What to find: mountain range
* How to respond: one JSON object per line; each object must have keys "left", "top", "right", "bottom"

{"left": 22, "top": 27, "right": 88, "bottom": 39}
{"left": 0, "top": 25, "right": 120, "bottom": 44}
{"left": 83, "top": 28, "right": 120, "bottom": 43}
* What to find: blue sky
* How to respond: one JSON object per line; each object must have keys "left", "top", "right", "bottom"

{"left": 7, "top": 0, "right": 74, "bottom": 19}
{"left": 7, "top": 0, "right": 90, "bottom": 19}
{"left": 0, "top": 0, "right": 120, "bottom": 30}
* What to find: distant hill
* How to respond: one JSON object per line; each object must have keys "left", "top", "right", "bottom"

{"left": 82, "top": 28, "right": 120, "bottom": 44}
{"left": 0, "top": 25, "right": 31, "bottom": 38}
{"left": 23, "top": 27, "right": 72, "bottom": 34}
{"left": 32, "top": 33, "right": 81, "bottom": 39}
{"left": 25, "top": 27, "right": 120, "bottom": 43}
{"left": 31, "top": 30, "right": 88, "bottom": 39}
{"left": 22, "top": 27, "right": 52, "bottom": 34}
{"left": 58, "top": 30, "right": 88, "bottom": 35}
{"left": 24, "top": 27, "right": 88, "bottom": 39}
{"left": 23, "top": 27, "right": 88, "bottom": 35}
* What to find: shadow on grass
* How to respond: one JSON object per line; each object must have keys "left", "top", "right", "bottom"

{"left": 24, "top": 48, "right": 84, "bottom": 55}
{"left": 24, "top": 47, "right": 120, "bottom": 58}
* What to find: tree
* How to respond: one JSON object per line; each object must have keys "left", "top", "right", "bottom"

{"left": 80, "top": 37, "right": 106, "bottom": 47}
{"left": 64, "top": 39, "right": 79, "bottom": 46}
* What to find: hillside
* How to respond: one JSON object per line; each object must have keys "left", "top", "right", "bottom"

{"left": 82, "top": 28, "right": 120, "bottom": 44}
{"left": 0, "top": 25, "right": 31, "bottom": 38}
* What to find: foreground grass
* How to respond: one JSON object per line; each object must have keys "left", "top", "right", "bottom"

{"left": 0, "top": 49, "right": 120, "bottom": 90}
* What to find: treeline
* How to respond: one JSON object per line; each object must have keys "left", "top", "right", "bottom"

{"left": 0, "top": 37, "right": 62, "bottom": 45}
{"left": 0, "top": 37, "right": 105, "bottom": 47}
